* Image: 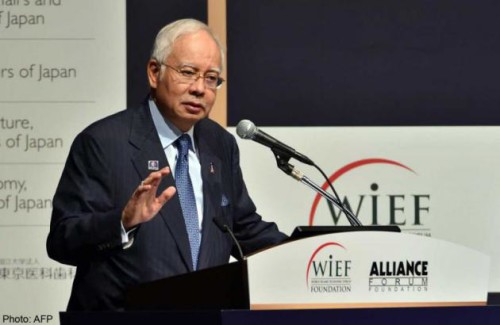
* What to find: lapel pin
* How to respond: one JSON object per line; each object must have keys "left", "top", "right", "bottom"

{"left": 148, "top": 160, "right": 159, "bottom": 170}
{"left": 210, "top": 162, "right": 215, "bottom": 174}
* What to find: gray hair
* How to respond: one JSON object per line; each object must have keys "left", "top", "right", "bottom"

{"left": 150, "top": 18, "right": 225, "bottom": 70}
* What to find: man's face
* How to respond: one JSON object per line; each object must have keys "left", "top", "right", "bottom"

{"left": 148, "top": 30, "right": 222, "bottom": 132}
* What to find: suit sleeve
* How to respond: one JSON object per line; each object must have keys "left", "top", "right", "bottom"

{"left": 227, "top": 134, "right": 288, "bottom": 255}
{"left": 46, "top": 131, "right": 124, "bottom": 266}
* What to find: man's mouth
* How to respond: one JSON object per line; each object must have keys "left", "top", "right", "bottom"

{"left": 183, "top": 101, "right": 204, "bottom": 113}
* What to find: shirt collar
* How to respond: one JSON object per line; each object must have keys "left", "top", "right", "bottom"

{"left": 148, "top": 99, "right": 196, "bottom": 152}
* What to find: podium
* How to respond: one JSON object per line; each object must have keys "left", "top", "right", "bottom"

{"left": 126, "top": 231, "right": 490, "bottom": 311}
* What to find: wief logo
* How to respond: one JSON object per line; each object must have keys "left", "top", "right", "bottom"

{"left": 306, "top": 242, "right": 352, "bottom": 294}
{"left": 309, "top": 158, "right": 431, "bottom": 236}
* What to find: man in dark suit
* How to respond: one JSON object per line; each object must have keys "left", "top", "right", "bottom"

{"left": 46, "top": 19, "right": 287, "bottom": 311}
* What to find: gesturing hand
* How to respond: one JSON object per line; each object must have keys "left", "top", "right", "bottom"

{"left": 121, "top": 167, "right": 176, "bottom": 230}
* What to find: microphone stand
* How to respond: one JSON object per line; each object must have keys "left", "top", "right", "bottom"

{"left": 271, "top": 148, "right": 363, "bottom": 227}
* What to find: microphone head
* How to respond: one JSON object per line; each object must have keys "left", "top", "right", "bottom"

{"left": 236, "top": 119, "right": 257, "bottom": 139}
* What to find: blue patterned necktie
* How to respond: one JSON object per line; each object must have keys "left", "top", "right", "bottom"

{"left": 175, "top": 134, "right": 200, "bottom": 270}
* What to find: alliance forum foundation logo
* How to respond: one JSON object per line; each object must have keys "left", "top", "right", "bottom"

{"left": 308, "top": 158, "right": 431, "bottom": 236}
{"left": 306, "top": 242, "right": 352, "bottom": 294}
{"left": 368, "top": 260, "right": 429, "bottom": 293}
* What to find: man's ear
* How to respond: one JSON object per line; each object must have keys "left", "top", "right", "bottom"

{"left": 147, "top": 60, "right": 161, "bottom": 89}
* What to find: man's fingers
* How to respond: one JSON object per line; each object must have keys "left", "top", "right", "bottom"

{"left": 159, "top": 166, "right": 171, "bottom": 175}
{"left": 127, "top": 167, "right": 174, "bottom": 223}
{"left": 156, "top": 186, "right": 176, "bottom": 206}
{"left": 135, "top": 182, "right": 152, "bottom": 196}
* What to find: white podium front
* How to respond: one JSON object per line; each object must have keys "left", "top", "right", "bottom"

{"left": 247, "top": 231, "right": 490, "bottom": 309}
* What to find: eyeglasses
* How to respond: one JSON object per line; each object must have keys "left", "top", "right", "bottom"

{"left": 160, "top": 63, "right": 225, "bottom": 89}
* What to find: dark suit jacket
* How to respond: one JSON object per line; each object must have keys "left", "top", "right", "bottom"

{"left": 46, "top": 101, "right": 287, "bottom": 310}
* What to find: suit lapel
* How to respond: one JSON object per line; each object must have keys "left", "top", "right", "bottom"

{"left": 195, "top": 124, "right": 223, "bottom": 269}
{"left": 129, "top": 102, "right": 193, "bottom": 271}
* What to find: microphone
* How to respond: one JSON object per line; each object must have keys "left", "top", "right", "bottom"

{"left": 213, "top": 217, "right": 246, "bottom": 261}
{"left": 236, "top": 120, "right": 314, "bottom": 165}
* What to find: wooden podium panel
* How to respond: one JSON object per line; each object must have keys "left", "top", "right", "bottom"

{"left": 126, "top": 260, "right": 249, "bottom": 310}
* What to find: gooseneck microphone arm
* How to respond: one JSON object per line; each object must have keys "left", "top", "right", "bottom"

{"left": 213, "top": 217, "right": 246, "bottom": 261}
{"left": 271, "top": 148, "right": 363, "bottom": 227}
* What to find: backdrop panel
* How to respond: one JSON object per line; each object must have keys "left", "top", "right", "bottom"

{"left": 0, "top": 0, "right": 125, "bottom": 322}
{"left": 227, "top": 0, "right": 500, "bottom": 126}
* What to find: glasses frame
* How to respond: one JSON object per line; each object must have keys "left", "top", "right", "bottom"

{"left": 159, "top": 62, "right": 225, "bottom": 89}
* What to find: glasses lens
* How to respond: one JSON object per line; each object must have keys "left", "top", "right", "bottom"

{"left": 203, "top": 73, "right": 219, "bottom": 89}
{"left": 165, "top": 64, "right": 223, "bottom": 89}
